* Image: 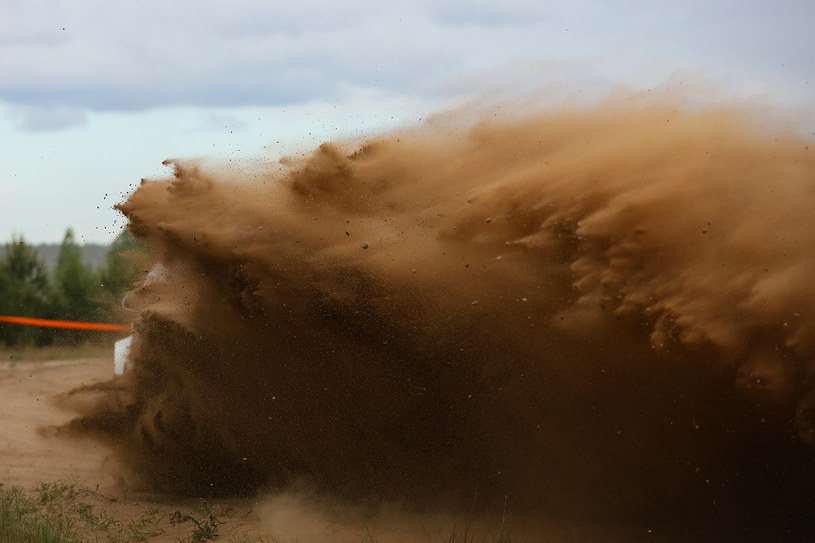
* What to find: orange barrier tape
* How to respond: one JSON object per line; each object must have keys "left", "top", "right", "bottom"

{"left": 0, "top": 315, "right": 130, "bottom": 332}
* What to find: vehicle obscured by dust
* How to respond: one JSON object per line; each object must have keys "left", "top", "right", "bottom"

{"left": 66, "top": 93, "right": 815, "bottom": 541}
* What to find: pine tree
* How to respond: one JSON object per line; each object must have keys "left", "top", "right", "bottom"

{"left": 51, "top": 228, "right": 103, "bottom": 343}
{"left": 0, "top": 236, "right": 53, "bottom": 345}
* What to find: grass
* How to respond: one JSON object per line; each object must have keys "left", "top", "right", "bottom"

{"left": 0, "top": 481, "right": 219, "bottom": 543}
{"left": 0, "top": 482, "right": 82, "bottom": 543}
{"left": 0, "top": 480, "right": 168, "bottom": 543}
{"left": 170, "top": 501, "right": 226, "bottom": 543}
{"left": 0, "top": 481, "right": 519, "bottom": 543}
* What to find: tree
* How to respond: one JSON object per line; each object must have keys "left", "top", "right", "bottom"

{"left": 0, "top": 229, "right": 142, "bottom": 346}
{"left": 50, "top": 228, "right": 103, "bottom": 343}
{"left": 0, "top": 235, "right": 53, "bottom": 346}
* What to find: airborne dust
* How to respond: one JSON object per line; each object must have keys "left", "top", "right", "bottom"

{"left": 67, "top": 93, "right": 815, "bottom": 541}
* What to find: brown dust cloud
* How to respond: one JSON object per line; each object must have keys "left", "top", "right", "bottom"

{"left": 68, "top": 93, "right": 815, "bottom": 541}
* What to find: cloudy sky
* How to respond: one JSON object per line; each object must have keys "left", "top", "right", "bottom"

{"left": 1, "top": 0, "right": 813, "bottom": 244}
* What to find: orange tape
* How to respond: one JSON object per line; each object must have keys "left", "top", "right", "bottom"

{"left": 0, "top": 315, "right": 130, "bottom": 332}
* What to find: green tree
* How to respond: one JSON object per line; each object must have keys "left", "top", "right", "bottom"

{"left": 0, "top": 235, "right": 53, "bottom": 346}
{"left": 50, "top": 228, "right": 103, "bottom": 342}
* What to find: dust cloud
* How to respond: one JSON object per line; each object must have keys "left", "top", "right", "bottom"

{"left": 67, "top": 93, "right": 815, "bottom": 541}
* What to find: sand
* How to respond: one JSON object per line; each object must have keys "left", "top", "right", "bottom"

{"left": 0, "top": 356, "right": 266, "bottom": 542}
{"left": 0, "top": 357, "right": 115, "bottom": 490}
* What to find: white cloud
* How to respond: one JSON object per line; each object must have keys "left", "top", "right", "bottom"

{"left": 7, "top": 104, "right": 88, "bottom": 131}
{"left": 0, "top": 0, "right": 815, "bottom": 121}
{"left": 0, "top": 0, "right": 812, "bottom": 132}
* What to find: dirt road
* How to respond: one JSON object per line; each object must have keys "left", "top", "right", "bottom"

{"left": 0, "top": 356, "right": 658, "bottom": 542}
{"left": 0, "top": 355, "right": 269, "bottom": 542}
{"left": 0, "top": 356, "right": 115, "bottom": 490}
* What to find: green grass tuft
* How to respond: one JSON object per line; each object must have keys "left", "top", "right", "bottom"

{"left": 0, "top": 483, "right": 82, "bottom": 543}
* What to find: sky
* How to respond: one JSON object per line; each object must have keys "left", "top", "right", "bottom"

{"left": 1, "top": 0, "right": 813, "bottom": 244}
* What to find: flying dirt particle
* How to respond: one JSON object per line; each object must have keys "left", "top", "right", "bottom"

{"left": 66, "top": 94, "right": 815, "bottom": 542}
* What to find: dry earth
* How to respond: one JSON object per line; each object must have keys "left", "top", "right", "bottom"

{"left": 0, "top": 353, "right": 668, "bottom": 543}
{"left": 0, "top": 356, "right": 114, "bottom": 489}
{"left": 0, "top": 354, "right": 263, "bottom": 542}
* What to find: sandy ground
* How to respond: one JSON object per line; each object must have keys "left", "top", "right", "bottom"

{"left": 0, "top": 356, "right": 721, "bottom": 543}
{"left": 0, "top": 357, "right": 631, "bottom": 543}
{"left": 0, "top": 357, "right": 515, "bottom": 543}
{"left": 0, "top": 355, "right": 264, "bottom": 542}
{"left": 0, "top": 356, "right": 116, "bottom": 490}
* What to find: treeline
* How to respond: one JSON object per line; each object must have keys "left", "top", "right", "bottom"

{"left": 0, "top": 229, "right": 142, "bottom": 346}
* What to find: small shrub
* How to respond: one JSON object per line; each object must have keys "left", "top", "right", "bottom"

{"left": 170, "top": 500, "right": 225, "bottom": 543}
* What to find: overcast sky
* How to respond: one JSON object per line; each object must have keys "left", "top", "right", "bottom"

{"left": 1, "top": 0, "right": 813, "bottom": 244}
